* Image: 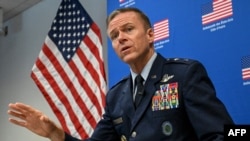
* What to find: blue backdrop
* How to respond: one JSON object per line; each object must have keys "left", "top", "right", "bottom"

{"left": 107, "top": 0, "right": 250, "bottom": 124}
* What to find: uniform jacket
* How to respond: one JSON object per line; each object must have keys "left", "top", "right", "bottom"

{"left": 65, "top": 53, "right": 234, "bottom": 141}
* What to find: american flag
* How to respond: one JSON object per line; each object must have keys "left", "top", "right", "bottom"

{"left": 31, "top": 0, "right": 106, "bottom": 139}
{"left": 153, "top": 19, "right": 169, "bottom": 42}
{"left": 201, "top": 0, "right": 233, "bottom": 25}
{"left": 241, "top": 56, "right": 250, "bottom": 81}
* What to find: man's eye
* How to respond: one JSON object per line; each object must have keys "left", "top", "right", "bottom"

{"left": 125, "top": 27, "right": 133, "bottom": 32}
{"left": 111, "top": 33, "right": 118, "bottom": 40}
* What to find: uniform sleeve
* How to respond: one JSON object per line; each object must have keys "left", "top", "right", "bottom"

{"left": 64, "top": 133, "right": 83, "bottom": 141}
{"left": 182, "top": 61, "right": 234, "bottom": 140}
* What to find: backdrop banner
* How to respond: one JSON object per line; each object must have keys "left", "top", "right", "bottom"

{"left": 107, "top": 0, "right": 250, "bottom": 124}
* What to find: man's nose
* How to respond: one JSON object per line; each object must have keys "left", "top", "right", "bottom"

{"left": 117, "top": 32, "right": 127, "bottom": 43}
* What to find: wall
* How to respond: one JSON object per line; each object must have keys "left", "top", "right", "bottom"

{"left": 0, "top": 0, "right": 107, "bottom": 140}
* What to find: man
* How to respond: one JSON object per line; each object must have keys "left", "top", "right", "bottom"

{"left": 8, "top": 7, "right": 234, "bottom": 141}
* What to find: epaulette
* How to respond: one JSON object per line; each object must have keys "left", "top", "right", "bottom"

{"left": 109, "top": 75, "right": 129, "bottom": 90}
{"left": 165, "top": 58, "right": 196, "bottom": 64}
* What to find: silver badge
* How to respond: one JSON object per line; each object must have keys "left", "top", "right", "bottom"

{"left": 113, "top": 117, "right": 123, "bottom": 125}
{"left": 161, "top": 74, "right": 174, "bottom": 82}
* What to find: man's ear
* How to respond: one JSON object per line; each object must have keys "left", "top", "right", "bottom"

{"left": 147, "top": 28, "right": 154, "bottom": 43}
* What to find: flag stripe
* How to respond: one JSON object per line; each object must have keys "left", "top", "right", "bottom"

{"left": 154, "top": 19, "right": 169, "bottom": 42}
{"left": 31, "top": 70, "right": 71, "bottom": 134}
{"left": 68, "top": 60, "right": 99, "bottom": 128}
{"left": 32, "top": 60, "right": 84, "bottom": 138}
{"left": 32, "top": 39, "right": 97, "bottom": 138}
{"left": 47, "top": 36, "right": 100, "bottom": 136}
{"left": 71, "top": 47, "right": 104, "bottom": 118}
{"left": 72, "top": 48, "right": 103, "bottom": 117}
{"left": 202, "top": 0, "right": 233, "bottom": 25}
{"left": 31, "top": 61, "right": 83, "bottom": 138}
{"left": 81, "top": 26, "right": 106, "bottom": 107}
{"left": 241, "top": 56, "right": 250, "bottom": 81}
{"left": 35, "top": 44, "right": 90, "bottom": 138}
{"left": 242, "top": 68, "right": 250, "bottom": 80}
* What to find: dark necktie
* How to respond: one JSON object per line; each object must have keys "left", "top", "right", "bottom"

{"left": 134, "top": 74, "right": 144, "bottom": 108}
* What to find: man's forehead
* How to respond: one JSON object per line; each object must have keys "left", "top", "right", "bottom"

{"left": 107, "top": 12, "right": 138, "bottom": 31}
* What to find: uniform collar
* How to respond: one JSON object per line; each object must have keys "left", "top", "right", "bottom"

{"left": 130, "top": 52, "right": 157, "bottom": 86}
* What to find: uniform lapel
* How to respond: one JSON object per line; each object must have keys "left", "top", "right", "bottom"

{"left": 120, "top": 76, "right": 136, "bottom": 119}
{"left": 130, "top": 53, "right": 166, "bottom": 131}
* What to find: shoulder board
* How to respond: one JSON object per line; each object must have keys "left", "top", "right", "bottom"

{"left": 165, "top": 58, "right": 197, "bottom": 64}
{"left": 109, "top": 75, "right": 130, "bottom": 90}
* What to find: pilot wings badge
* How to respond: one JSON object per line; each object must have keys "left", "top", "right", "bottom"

{"left": 160, "top": 74, "right": 174, "bottom": 83}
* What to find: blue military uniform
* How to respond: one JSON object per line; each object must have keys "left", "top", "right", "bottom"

{"left": 65, "top": 53, "right": 234, "bottom": 141}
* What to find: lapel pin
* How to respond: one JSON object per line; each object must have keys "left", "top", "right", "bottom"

{"left": 151, "top": 75, "right": 157, "bottom": 79}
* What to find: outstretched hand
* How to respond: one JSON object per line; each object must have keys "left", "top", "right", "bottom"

{"left": 8, "top": 102, "right": 65, "bottom": 141}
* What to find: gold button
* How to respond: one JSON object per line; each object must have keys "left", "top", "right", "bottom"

{"left": 121, "top": 135, "right": 127, "bottom": 141}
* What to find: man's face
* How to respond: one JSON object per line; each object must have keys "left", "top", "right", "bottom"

{"left": 107, "top": 11, "right": 154, "bottom": 65}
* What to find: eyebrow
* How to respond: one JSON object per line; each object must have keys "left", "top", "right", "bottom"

{"left": 109, "top": 23, "right": 133, "bottom": 35}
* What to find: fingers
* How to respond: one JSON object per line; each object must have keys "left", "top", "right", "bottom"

{"left": 8, "top": 102, "right": 42, "bottom": 124}
{"left": 7, "top": 103, "right": 30, "bottom": 128}
{"left": 9, "top": 102, "right": 35, "bottom": 114}
{"left": 8, "top": 102, "right": 40, "bottom": 117}
{"left": 7, "top": 109, "right": 26, "bottom": 120}
{"left": 8, "top": 118, "right": 27, "bottom": 127}
{"left": 15, "top": 102, "right": 35, "bottom": 112}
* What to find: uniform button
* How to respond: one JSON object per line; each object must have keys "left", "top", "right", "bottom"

{"left": 131, "top": 131, "right": 137, "bottom": 138}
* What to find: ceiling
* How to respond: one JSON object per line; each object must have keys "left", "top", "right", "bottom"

{"left": 0, "top": 0, "right": 42, "bottom": 22}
